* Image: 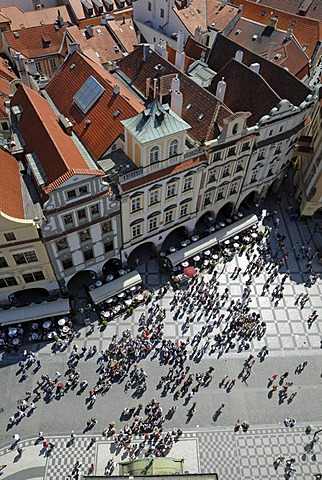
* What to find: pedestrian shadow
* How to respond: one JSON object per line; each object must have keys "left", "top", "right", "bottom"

{"left": 66, "top": 439, "right": 74, "bottom": 448}
{"left": 267, "top": 390, "right": 273, "bottom": 399}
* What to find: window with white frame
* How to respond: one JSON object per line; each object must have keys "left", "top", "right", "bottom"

{"left": 257, "top": 147, "right": 265, "bottom": 160}
{"left": 169, "top": 139, "right": 178, "bottom": 157}
{"left": 180, "top": 203, "right": 188, "bottom": 217}
{"left": 230, "top": 181, "right": 238, "bottom": 195}
{"left": 149, "top": 217, "right": 158, "bottom": 231}
{"left": 217, "top": 186, "right": 225, "bottom": 200}
{"left": 13, "top": 251, "right": 38, "bottom": 265}
{"left": 208, "top": 169, "right": 217, "bottom": 183}
{"left": 236, "top": 159, "right": 244, "bottom": 172}
{"left": 165, "top": 210, "right": 174, "bottom": 224}
{"left": 227, "top": 147, "right": 236, "bottom": 157}
{"left": 101, "top": 220, "right": 112, "bottom": 233}
{"left": 63, "top": 214, "right": 74, "bottom": 226}
{"left": 132, "top": 223, "right": 142, "bottom": 238}
{"left": 35, "top": 61, "right": 42, "bottom": 72}
{"left": 183, "top": 176, "right": 193, "bottom": 191}
{"left": 149, "top": 189, "right": 159, "bottom": 205}
{"left": 166, "top": 183, "right": 176, "bottom": 198}
{"left": 22, "top": 271, "right": 45, "bottom": 283}
{"left": 131, "top": 197, "right": 141, "bottom": 212}
{"left": 0, "top": 276, "right": 18, "bottom": 288}
{"left": 56, "top": 238, "right": 68, "bottom": 251}
{"left": 222, "top": 165, "right": 230, "bottom": 178}
{"left": 150, "top": 146, "right": 159, "bottom": 164}
{"left": 50, "top": 58, "right": 57, "bottom": 69}
{"left": 204, "top": 192, "right": 212, "bottom": 206}
{"left": 251, "top": 170, "right": 258, "bottom": 183}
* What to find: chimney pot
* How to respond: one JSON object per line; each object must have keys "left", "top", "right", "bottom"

{"left": 216, "top": 77, "right": 226, "bottom": 103}
{"left": 250, "top": 62, "right": 260, "bottom": 74}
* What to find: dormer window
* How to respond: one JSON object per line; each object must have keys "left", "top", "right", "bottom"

{"left": 150, "top": 146, "right": 159, "bottom": 164}
{"left": 42, "top": 35, "right": 51, "bottom": 48}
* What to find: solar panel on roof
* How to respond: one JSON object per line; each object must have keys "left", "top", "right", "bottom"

{"left": 73, "top": 75, "right": 105, "bottom": 114}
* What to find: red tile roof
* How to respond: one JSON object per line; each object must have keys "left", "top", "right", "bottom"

{"left": 0, "top": 147, "right": 24, "bottom": 219}
{"left": 11, "top": 84, "right": 103, "bottom": 194}
{"left": 0, "top": 76, "right": 11, "bottom": 120}
{"left": 121, "top": 155, "right": 207, "bottom": 192}
{"left": 231, "top": 0, "right": 322, "bottom": 59}
{"left": 242, "top": 0, "right": 322, "bottom": 22}
{"left": 117, "top": 46, "right": 233, "bottom": 142}
{"left": 105, "top": 17, "right": 138, "bottom": 54}
{"left": 227, "top": 17, "right": 309, "bottom": 78}
{"left": 0, "top": 55, "right": 17, "bottom": 82}
{"left": 45, "top": 51, "right": 145, "bottom": 160}
{"left": 4, "top": 23, "right": 67, "bottom": 60}
{"left": 67, "top": 25, "right": 124, "bottom": 65}
{"left": 184, "top": 36, "right": 211, "bottom": 62}
{"left": 0, "top": 5, "right": 73, "bottom": 31}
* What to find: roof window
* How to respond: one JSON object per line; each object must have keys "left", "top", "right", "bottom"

{"left": 197, "top": 113, "right": 205, "bottom": 121}
{"left": 113, "top": 109, "right": 121, "bottom": 118}
{"left": 73, "top": 75, "right": 105, "bottom": 114}
{"left": 186, "top": 103, "right": 192, "bottom": 109}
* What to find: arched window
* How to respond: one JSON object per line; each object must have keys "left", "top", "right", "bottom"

{"left": 232, "top": 123, "right": 238, "bottom": 135}
{"left": 169, "top": 139, "right": 178, "bottom": 157}
{"left": 150, "top": 146, "right": 159, "bottom": 164}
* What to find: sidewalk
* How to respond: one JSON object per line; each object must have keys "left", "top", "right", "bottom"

{"left": 0, "top": 424, "right": 321, "bottom": 479}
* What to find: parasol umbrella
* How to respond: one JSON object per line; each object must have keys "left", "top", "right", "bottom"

{"left": 184, "top": 266, "right": 197, "bottom": 278}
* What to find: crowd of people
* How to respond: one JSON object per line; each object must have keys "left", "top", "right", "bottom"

{"left": 4, "top": 208, "right": 321, "bottom": 478}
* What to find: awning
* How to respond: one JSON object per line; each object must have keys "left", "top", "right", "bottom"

{"left": 167, "top": 214, "right": 259, "bottom": 266}
{"left": 89, "top": 270, "right": 142, "bottom": 304}
{"left": 0, "top": 298, "right": 70, "bottom": 326}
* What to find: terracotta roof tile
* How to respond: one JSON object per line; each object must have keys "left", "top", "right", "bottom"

{"left": 105, "top": 18, "right": 138, "bottom": 53}
{"left": 4, "top": 23, "right": 67, "bottom": 60}
{"left": 0, "top": 76, "right": 11, "bottom": 120}
{"left": 0, "top": 55, "right": 17, "bottom": 81}
{"left": 67, "top": 24, "right": 124, "bottom": 65}
{"left": 0, "top": 147, "right": 24, "bottom": 219}
{"left": 45, "top": 51, "right": 145, "bottom": 160}
{"left": 11, "top": 84, "right": 101, "bottom": 194}
{"left": 0, "top": 5, "right": 72, "bottom": 30}
{"left": 117, "top": 46, "right": 233, "bottom": 142}
{"left": 227, "top": 17, "right": 309, "bottom": 78}
{"left": 185, "top": 36, "right": 211, "bottom": 62}
{"left": 121, "top": 155, "right": 207, "bottom": 192}
{"left": 231, "top": 0, "right": 321, "bottom": 58}
{"left": 173, "top": 0, "right": 240, "bottom": 35}
{"left": 242, "top": 0, "right": 322, "bottom": 22}
{"left": 208, "top": 34, "right": 311, "bottom": 115}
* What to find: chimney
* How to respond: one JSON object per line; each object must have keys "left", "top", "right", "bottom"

{"left": 250, "top": 62, "right": 260, "bottom": 74}
{"left": 175, "top": 50, "right": 185, "bottom": 71}
{"left": 146, "top": 77, "right": 151, "bottom": 98}
{"left": 194, "top": 26, "right": 202, "bottom": 42}
{"left": 57, "top": 9, "right": 64, "bottom": 27}
{"left": 85, "top": 119, "right": 91, "bottom": 128}
{"left": 171, "top": 74, "right": 180, "bottom": 92}
{"left": 101, "top": 13, "right": 107, "bottom": 25}
{"left": 86, "top": 25, "right": 94, "bottom": 37}
{"left": 68, "top": 42, "right": 81, "bottom": 54}
{"left": 26, "top": 59, "right": 38, "bottom": 76}
{"left": 176, "top": 30, "right": 184, "bottom": 51}
{"left": 215, "top": 77, "right": 226, "bottom": 103}
{"left": 284, "top": 28, "right": 292, "bottom": 41}
{"left": 234, "top": 50, "right": 243, "bottom": 63}
{"left": 267, "top": 41, "right": 275, "bottom": 60}
{"left": 143, "top": 44, "right": 150, "bottom": 62}
{"left": 267, "top": 16, "right": 278, "bottom": 29}
{"left": 113, "top": 84, "right": 120, "bottom": 95}
{"left": 171, "top": 89, "right": 183, "bottom": 118}
{"left": 155, "top": 39, "right": 168, "bottom": 59}
{"left": 153, "top": 78, "right": 158, "bottom": 99}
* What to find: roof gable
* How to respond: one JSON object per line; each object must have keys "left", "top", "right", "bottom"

{"left": 0, "top": 5, "right": 72, "bottom": 30}
{"left": 45, "top": 51, "right": 145, "bottom": 160}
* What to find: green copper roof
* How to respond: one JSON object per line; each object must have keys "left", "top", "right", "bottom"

{"left": 120, "top": 456, "right": 184, "bottom": 476}
{"left": 121, "top": 100, "right": 191, "bottom": 144}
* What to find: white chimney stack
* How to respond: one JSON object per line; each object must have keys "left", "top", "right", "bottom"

{"left": 235, "top": 50, "right": 243, "bottom": 63}
{"left": 267, "top": 41, "right": 275, "bottom": 61}
{"left": 250, "top": 62, "right": 260, "bottom": 74}
{"left": 285, "top": 28, "right": 292, "bottom": 41}
{"left": 175, "top": 50, "right": 185, "bottom": 71}
{"left": 216, "top": 77, "right": 226, "bottom": 103}
{"left": 177, "top": 30, "right": 184, "bottom": 51}
{"left": 171, "top": 89, "right": 183, "bottom": 118}
{"left": 171, "top": 74, "right": 180, "bottom": 92}
{"left": 113, "top": 84, "right": 120, "bottom": 95}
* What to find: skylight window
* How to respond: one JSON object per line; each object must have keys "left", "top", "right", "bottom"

{"left": 186, "top": 103, "right": 192, "bottom": 109}
{"left": 73, "top": 75, "right": 105, "bottom": 114}
{"left": 198, "top": 113, "right": 205, "bottom": 121}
